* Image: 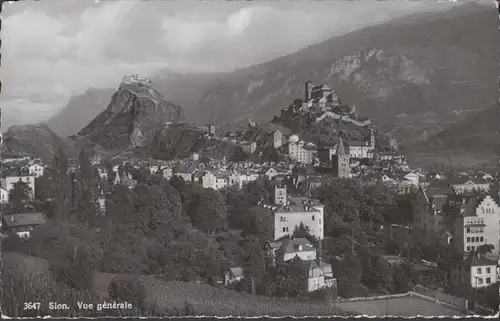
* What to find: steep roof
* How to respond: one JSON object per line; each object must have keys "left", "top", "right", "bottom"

{"left": 277, "top": 238, "right": 315, "bottom": 255}
{"left": 336, "top": 136, "right": 347, "bottom": 156}
{"left": 3, "top": 212, "right": 47, "bottom": 228}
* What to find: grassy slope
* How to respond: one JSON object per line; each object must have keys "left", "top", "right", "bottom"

{"left": 3, "top": 251, "right": 350, "bottom": 317}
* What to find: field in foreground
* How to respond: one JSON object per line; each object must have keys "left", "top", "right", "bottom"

{"left": 334, "top": 295, "right": 465, "bottom": 317}
{"left": 3, "top": 252, "right": 350, "bottom": 317}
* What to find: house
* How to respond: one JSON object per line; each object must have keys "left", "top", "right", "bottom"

{"left": 191, "top": 152, "right": 200, "bottom": 161}
{"left": 113, "top": 172, "right": 137, "bottom": 189}
{"left": 450, "top": 252, "right": 499, "bottom": 292}
{"left": 347, "top": 139, "right": 373, "bottom": 159}
{"left": 274, "top": 237, "right": 317, "bottom": 263}
{"left": 95, "top": 164, "right": 108, "bottom": 180}
{"left": 224, "top": 267, "right": 244, "bottom": 286}
{"left": 201, "top": 171, "right": 217, "bottom": 189}
{"left": 148, "top": 159, "right": 163, "bottom": 174}
{"left": 332, "top": 136, "right": 350, "bottom": 178}
{"left": 453, "top": 195, "right": 500, "bottom": 255}
{"left": 1, "top": 187, "right": 10, "bottom": 204}
{"left": 2, "top": 170, "right": 36, "bottom": 200}
{"left": 451, "top": 180, "right": 491, "bottom": 195}
{"left": 27, "top": 163, "right": 45, "bottom": 178}
{"left": 2, "top": 212, "right": 47, "bottom": 238}
{"left": 273, "top": 196, "right": 325, "bottom": 241}
{"left": 307, "top": 260, "right": 337, "bottom": 292}
{"left": 286, "top": 140, "right": 316, "bottom": 164}
{"left": 162, "top": 167, "right": 173, "bottom": 179}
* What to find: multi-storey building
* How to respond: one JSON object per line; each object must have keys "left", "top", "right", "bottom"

{"left": 450, "top": 253, "right": 499, "bottom": 292}
{"left": 273, "top": 196, "right": 325, "bottom": 241}
{"left": 450, "top": 179, "right": 491, "bottom": 195}
{"left": 286, "top": 140, "right": 317, "bottom": 164}
{"left": 453, "top": 195, "right": 500, "bottom": 255}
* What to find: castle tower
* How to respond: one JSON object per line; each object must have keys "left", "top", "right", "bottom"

{"left": 274, "top": 185, "right": 287, "bottom": 205}
{"left": 333, "top": 135, "right": 350, "bottom": 178}
{"left": 305, "top": 80, "right": 314, "bottom": 101}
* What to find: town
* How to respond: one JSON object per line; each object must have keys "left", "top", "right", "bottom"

{"left": 2, "top": 79, "right": 499, "bottom": 317}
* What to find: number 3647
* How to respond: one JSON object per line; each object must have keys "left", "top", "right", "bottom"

{"left": 24, "top": 302, "right": 41, "bottom": 310}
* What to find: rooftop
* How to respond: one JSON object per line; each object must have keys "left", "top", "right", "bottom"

{"left": 3, "top": 212, "right": 47, "bottom": 228}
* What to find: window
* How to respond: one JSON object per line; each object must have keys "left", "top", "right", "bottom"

{"left": 480, "top": 236, "right": 484, "bottom": 242}
{"left": 477, "top": 268, "right": 482, "bottom": 274}
{"left": 475, "top": 236, "right": 480, "bottom": 242}
{"left": 486, "top": 277, "right": 491, "bottom": 284}
{"left": 467, "top": 237, "right": 471, "bottom": 242}
{"left": 486, "top": 267, "right": 491, "bottom": 274}
{"left": 312, "top": 215, "right": 315, "bottom": 221}
{"left": 477, "top": 278, "right": 483, "bottom": 285}
{"left": 466, "top": 228, "right": 471, "bottom": 233}
{"left": 282, "top": 227, "right": 286, "bottom": 233}
{"left": 467, "top": 246, "right": 471, "bottom": 252}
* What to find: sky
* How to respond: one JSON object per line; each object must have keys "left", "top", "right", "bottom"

{"left": 0, "top": 0, "right": 489, "bottom": 129}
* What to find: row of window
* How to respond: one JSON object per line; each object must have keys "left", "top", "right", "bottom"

{"left": 476, "top": 267, "right": 492, "bottom": 274}
{"left": 466, "top": 218, "right": 485, "bottom": 225}
{"left": 466, "top": 227, "right": 484, "bottom": 234}
{"left": 466, "top": 236, "right": 484, "bottom": 243}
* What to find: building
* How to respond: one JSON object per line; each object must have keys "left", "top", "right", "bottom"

{"left": 1, "top": 174, "right": 36, "bottom": 200}
{"left": 273, "top": 196, "right": 325, "bottom": 241}
{"left": 27, "top": 164, "right": 45, "bottom": 178}
{"left": 287, "top": 140, "right": 317, "bottom": 164}
{"left": 451, "top": 180, "right": 491, "bottom": 195}
{"left": 453, "top": 195, "right": 500, "bottom": 255}
{"left": 208, "top": 124, "right": 216, "bottom": 136}
{"left": 274, "top": 237, "right": 317, "bottom": 262}
{"left": 272, "top": 130, "right": 282, "bottom": 149}
{"left": 1, "top": 187, "right": 9, "bottom": 204}
{"left": 95, "top": 165, "right": 108, "bottom": 181}
{"left": 307, "top": 260, "right": 337, "bottom": 292}
{"left": 201, "top": 171, "right": 217, "bottom": 189}
{"left": 274, "top": 185, "right": 287, "bottom": 205}
{"left": 332, "top": 136, "right": 350, "bottom": 178}
{"left": 241, "top": 141, "right": 257, "bottom": 155}
{"left": 191, "top": 152, "right": 200, "bottom": 161}
{"left": 224, "top": 267, "right": 244, "bottom": 286}
{"left": 2, "top": 212, "right": 47, "bottom": 238}
{"left": 450, "top": 252, "right": 499, "bottom": 291}
{"left": 113, "top": 171, "right": 137, "bottom": 189}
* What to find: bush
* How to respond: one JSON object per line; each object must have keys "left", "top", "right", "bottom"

{"left": 108, "top": 276, "right": 150, "bottom": 316}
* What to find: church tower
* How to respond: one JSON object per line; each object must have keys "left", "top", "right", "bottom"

{"left": 369, "top": 126, "right": 375, "bottom": 149}
{"left": 333, "top": 135, "right": 350, "bottom": 178}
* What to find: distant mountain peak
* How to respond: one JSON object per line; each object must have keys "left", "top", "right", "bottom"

{"left": 77, "top": 76, "right": 186, "bottom": 150}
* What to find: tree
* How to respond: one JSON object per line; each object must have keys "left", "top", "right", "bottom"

{"left": 9, "top": 181, "right": 33, "bottom": 213}
{"left": 186, "top": 188, "right": 227, "bottom": 235}
{"left": 50, "top": 147, "right": 72, "bottom": 220}
{"left": 476, "top": 244, "right": 494, "bottom": 254}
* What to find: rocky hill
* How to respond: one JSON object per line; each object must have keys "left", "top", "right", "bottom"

{"left": 2, "top": 123, "right": 74, "bottom": 162}
{"left": 45, "top": 72, "right": 222, "bottom": 138}
{"left": 78, "top": 75, "right": 186, "bottom": 151}
{"left": 192, "top": 3, "right": 497, "bottom": 138}
{"left": 45, "top": 3, "right": 496, "bottom": 150}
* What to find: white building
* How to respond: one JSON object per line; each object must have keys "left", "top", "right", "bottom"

{"left": 274, "top": 185, "right": 287, "bottom": 205}
{"left": 451, "top": 253, "right": 499, "bottom": 291}
{"left": 1, "top": 187, "right": 10, "bottom": 204}
{"left": 201, "top": 172, "right": 217, "bottom": 189}
{"left": 27, "top": 164, "right": 45, "bottom": 178}
{"left": 453, "top": 195, "right": 500, "bottom": 255}
{"left": 286, "top": 140, "right": 317, "bottom": 164}
{"left": 273, "top": 237, "right": 317, "bottom": 262}
{"left": 2, "top": 176, "right": 36, "bottom": 200}
{"left": 273, "top": 196, "right": 325, "bottom": 241}
{"left": 451, "top": 180, "right": 491, "bottom": 195}
{"left": 307, "top": 260, "right": 337, "bottom": 292}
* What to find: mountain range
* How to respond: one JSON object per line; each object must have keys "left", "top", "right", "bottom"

{"left": 5, "top": 3, "right": 499, "bottom": 165}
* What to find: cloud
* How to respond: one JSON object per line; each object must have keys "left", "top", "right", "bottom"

{"left": 0, "top": 0, "right": 463, "bottom": 128}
